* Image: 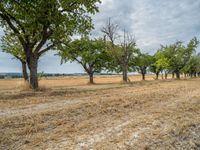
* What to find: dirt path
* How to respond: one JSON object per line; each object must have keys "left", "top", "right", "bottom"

{"left": 1, "top": 79, "right": 200, "bottom": 150}
{"left": 0, "top": 98, "right": 88, "bottom": 117}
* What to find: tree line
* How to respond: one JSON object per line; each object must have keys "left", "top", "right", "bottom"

{"left": 0, "top": 1, "right": 199, "bottom": 90}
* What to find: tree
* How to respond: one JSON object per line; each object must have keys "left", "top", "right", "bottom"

{"left": 161, "top": 38, "right": 199, "bottom": 79}
{"left": 59, "top": 37, "right": 106, "bottom": 84}
{"left": 182, "top": 55, "right": 200, "bottom": 78}
{"left": 0, "top": 0, "right": 100, "bottom": 89}
{"left": 134, "top": 52, "right": 153, "bottom": 80}
{"left": 1, "top": 31, "right": 28, "bottom": 81}
{"left": 154, "top": 49, "right": 170, "bottom": 79}
{"left": 181, "top": 37, "right": 199, "bottom": 77}
{"left": 150, "top": 57, "right": 161, "bottom": 80}
{"left": 102, "top": 19, "right": 138, "bottom": 82}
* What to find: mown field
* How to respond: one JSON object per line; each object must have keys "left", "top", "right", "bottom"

{"left": 0, "top": 75, "right": 200, "bottom": 150}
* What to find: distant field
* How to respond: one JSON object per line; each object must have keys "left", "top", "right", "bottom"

{"left": 0, "top": 75, "right": 200, "bottom": 150}
{"left": 0, "top": 74, "right": 172, "bottom": 90}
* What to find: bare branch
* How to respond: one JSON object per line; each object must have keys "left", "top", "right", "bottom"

{"left": 101, "top": 18, "right": 118, "bottom": 46}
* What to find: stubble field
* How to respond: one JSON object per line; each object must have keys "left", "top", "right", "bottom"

{"left": 0, "top": 75, "right": 200, "bottom": 150}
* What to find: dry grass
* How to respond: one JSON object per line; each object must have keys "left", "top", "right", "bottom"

{"left": 0, "top": 75, "right": 200, "bottom": 150}
{"left": 0, "top": 74, "right": 171, "bottom": 90}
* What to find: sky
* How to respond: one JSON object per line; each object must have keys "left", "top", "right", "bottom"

{"left": 0, "top": 0, "right": 200, "bottom": 73}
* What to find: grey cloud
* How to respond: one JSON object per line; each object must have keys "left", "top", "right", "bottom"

{"left": 94, "top": 0, "right": 200, "bottom": 53}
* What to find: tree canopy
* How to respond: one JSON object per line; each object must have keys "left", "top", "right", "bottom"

{"left": 1, "top": 30, "right": 29, "bottom": 81}
{"left": 59, "top": 37, "right": 106, "bottom": 84}
{"left": 134, "top": 52, "right": 153, "bottom": 80}
{"left": 160, "top": 38, "right": 199, "bottom": 79}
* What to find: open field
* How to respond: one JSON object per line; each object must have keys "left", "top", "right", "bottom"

{"left": 0, "top": 75, "right": 200, "bottom": 150}
{"left": 0, "top": 75, "right": 158, "bottom": 90}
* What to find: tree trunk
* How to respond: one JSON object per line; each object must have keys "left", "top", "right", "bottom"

{"left": 89, "top": 73, "right": 94, "bottom": 84}
{"left": 141, "top": 68, "right": 146, "bottom": 80}
{"left": 190, "top": 73, "right": 193, "bottom": 78}
{"left": 172, "top": 72, "right": 175, "bottom": 79}
{"left": 142, "top": 73, "right": 145, "bottom": 80}
{"left": 175, "top": 71, "right": 180, "bottom": 79}
{"left": 161, "top": 73, "right": 164, "bottom": 80}
{"left": 194, "top": 73, "right": 197, "bottom": 78}
{"left": 184, "top": 73, "right": 186, "bottom": 79}
{"left": 155, "top": 72, "right": 159, "bottom": 80}
{"left": 122, "top": 65, "right": 128, "bottom": 83}
{"left": 27, "top": 55, "right": 39, "bottom": 90}
{"left": 21, "top": 61, "right": 28, "bottom": 82}
{"left": 25, "top": 47, "right": 39, "bottom": 90}
{"left": 165, "top": 73, "right": 168, "bottom": 79}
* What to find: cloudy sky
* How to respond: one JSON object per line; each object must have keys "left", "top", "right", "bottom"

{"left": 0, "top": 0, "right": 200, "bottom": 73}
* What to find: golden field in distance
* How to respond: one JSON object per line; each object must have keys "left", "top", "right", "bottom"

{"left": 0, "top": 74, "right": 170, "bottom": 90}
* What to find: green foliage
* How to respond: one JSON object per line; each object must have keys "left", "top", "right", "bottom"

{"left": 134, "top": 51, "right": 153, "bottom": 74}
{"left": 182, "top": 54, "right": 200, "bottom": 75}
{"left": 103, "top": 43, "right": 121, "bottom": 72}
{"left": 59, "top": 37, "right": 107, "bottom": 74}
{"left": 154, "top": 49, "right": 170, "bottom": 73}
{"left": 0, "top": 0, "right": 101, "bottom": 46}
{"left": 104, "top": 39, "right": 139, "bottom": 73}
{"left": 159, "top": 38, "right": 199, "bottom": 75}
{"left": 1, "top": 31, "right": 25, "bottom": 62}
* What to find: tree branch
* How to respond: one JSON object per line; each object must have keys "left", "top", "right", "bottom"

{"left": 0, "top": 13, "right": 26, "bottom": 48}
{"left": 38, "top": 43, "right": 55, "bottom": 57}
{"left": 74, "top": 58, "right": 90, "bottom": 74}
{"left": 59, "top": 2, "right": 77, "bottom": 13}
{"left": 0, "top": 7, "right": 25, "bottom": 33}
{"left": 35, "top": 27, "right": 53, "bottom": 53}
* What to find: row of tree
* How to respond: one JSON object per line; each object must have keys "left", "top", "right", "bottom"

{"left": 0, "top": 1, "right": 199, "bottom": 89}
{"left": 135, "top": 38, "right": 199, "bottom": 80}
{"left": 59, "top": 19, "right": 199, "bottom": 84}
{"left": 58, "top": 36, "right": 199, "bottom": 84}
{"left": 2, "top": 23, "right": 199, "bottom": 85}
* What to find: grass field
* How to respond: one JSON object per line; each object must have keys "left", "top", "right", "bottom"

{"left": 0, "top": 75, "right": 200, "bottom": 150}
